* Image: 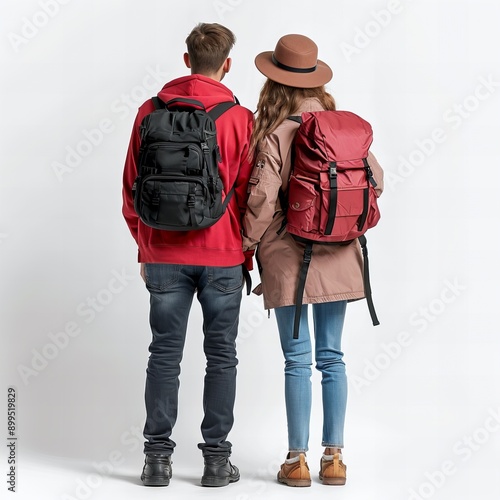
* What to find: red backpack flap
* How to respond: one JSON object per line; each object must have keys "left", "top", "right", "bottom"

{"left": 287, "top": 110, "right": 380, "bottom": 243}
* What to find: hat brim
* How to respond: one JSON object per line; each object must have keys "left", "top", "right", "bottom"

{"left": 255, "top": 51, "right": 333, "bottom": 88}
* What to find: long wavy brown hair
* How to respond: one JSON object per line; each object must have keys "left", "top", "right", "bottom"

{"left": 250, "top": 79, "right": 336, "bottom": 153}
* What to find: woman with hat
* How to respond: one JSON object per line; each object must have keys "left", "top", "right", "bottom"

{"left": 242, "top": 34, "right": 384, "bottom": 487}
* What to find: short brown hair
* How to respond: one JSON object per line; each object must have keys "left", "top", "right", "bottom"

{"left": 185, "top": 23, "right": 236, "bottom": 75}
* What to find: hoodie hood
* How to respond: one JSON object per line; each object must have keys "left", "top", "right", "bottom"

{"left": 158, "top": 74, "right": 235, "bottom": 110}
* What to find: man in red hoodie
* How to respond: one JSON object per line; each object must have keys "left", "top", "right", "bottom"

{"left": 122, "top": 23, "right": 254, "bottom": 488}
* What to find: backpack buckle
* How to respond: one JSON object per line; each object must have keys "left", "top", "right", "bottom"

{"left": 363, "top": 158, "right": 378, "bottom": 187}
{"left": 329, "top": 162, "right": 337, "bottom": 189}
{"left": 303, "top": 246, "right": 313, "bottom": 263}
{"left": 366, "top": 165, "right": 378, "bottom": 187}
{"left": 143, "top": 166, "right": 158, "bottom": 176}
{"left": 151, "top": 191, "right": 160, "bottom": 207}
{"left": 187, "top": 194, "right": 196, "bottom": 207}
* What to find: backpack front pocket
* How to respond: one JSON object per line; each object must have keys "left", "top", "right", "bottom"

{"left": 286, "top": 175, "right": 319, "bottom": 234}
{"left": 135, "top": 175, "right": 208, "bottom": 230}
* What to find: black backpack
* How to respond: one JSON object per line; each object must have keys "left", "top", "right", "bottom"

{"left": 133, "top": 97, "right": 237, "bottom": 231}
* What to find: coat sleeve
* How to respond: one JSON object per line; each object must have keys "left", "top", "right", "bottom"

{"left": 242, "top": 135, "right": 283, "bottom": 252}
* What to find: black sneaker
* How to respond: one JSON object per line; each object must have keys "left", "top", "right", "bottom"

{"left": 141, "top": 454, "right": 172, "bottom": 486}
{"left": 201, "top": 456, "right": 240, "bottom": 487}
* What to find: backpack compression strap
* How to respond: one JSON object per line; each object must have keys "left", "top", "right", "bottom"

{"left": 357, "top": 158, "right": 378, "bottom": 231}
{"left": 325, "top": 161, "right": 338, "bottom": 235}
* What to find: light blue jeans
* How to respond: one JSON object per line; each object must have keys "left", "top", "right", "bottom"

{"left": 275, "top": 301, "right": 347, "bottom": 452}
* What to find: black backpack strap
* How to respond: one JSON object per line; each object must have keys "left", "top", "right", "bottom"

{"left": 359, "top": 235, "right": 380, "bottom": 326}
{"left": 151, "top": 96, "right": 165, "bottom": 110}
{"left": 221, "top": 184, "right": 235, "bottom": 211}
{"left": 205, "top": 100, "right": 239, "bottom": 210}
{"left": 357, "top": 158, "right": 372, "bottom": 231}
{"left": 277, "top": 117, "right": 302, "bottom": 236}
{"left": 208, "top": 101, "right": 237, "bottom": 122}
{"left": 287, "top": 115, "right": 303, "bottom": 124}
{"left": 293, "top": 242, "right": 313, "bottom": 339}
{"left": 276, "top": 188, "right": 288, "bottom": 235}
{"left": 278, "top": 187, "right": 288, "bottom": 214}
{"left": 358, "top": 187, "right": 369, "bottom": 231}
{"left": 242, "top": 265, "right": 252, "bottom": 296}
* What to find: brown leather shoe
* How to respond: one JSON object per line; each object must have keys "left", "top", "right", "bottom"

{"left": 277, "top": 453, "right": 311, "bottom": 487}
{"left": 319, "top": 453, "right": 346, "bottom": 485}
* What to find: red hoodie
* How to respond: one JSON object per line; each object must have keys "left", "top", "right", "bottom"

{"left": 122, "top": 75, "right": 254, "bottom": 268}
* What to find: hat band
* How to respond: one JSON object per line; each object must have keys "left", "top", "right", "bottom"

{"left": 272, "top": 54, "right": 317, "bottom": 74}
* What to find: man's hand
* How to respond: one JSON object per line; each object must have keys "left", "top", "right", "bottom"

{"left": 140, "top": 263, "right": 146, "bottom": 282}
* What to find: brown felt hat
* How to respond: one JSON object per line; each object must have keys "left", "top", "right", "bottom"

{"left": 255, "top": 34, "right": 333, "bottom": 88}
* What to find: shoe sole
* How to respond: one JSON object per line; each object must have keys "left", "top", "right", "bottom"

{"left": 201, "top": 475, "right": 239, "bottom": 487}
{"left": 141, "top": 474, "right": 170, "bottom": 487}
{"left": 319, "top": 474, "right": 346, "bottom": 486}
{"left": 277, "top": 473, "right": 311, "bottom": 487}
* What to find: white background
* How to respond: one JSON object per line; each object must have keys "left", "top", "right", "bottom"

{"left": 2, "top": 0, "right": 500, "bottom": 499}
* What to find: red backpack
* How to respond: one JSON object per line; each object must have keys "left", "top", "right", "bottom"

{"left": 280, "top": 110, "right": 381, "bottom": 338}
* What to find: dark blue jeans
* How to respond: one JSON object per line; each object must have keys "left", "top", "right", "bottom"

{"left": 142, "top": 263, "right": 243, "bottom": 458}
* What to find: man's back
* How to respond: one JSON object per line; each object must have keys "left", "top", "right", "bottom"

{"left": 122, "top": 74, "right": 254, "bottom": 266}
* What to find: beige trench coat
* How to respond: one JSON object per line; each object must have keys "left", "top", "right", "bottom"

{"left": 242, "top": 98, "right": 384, "bottom": 310}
